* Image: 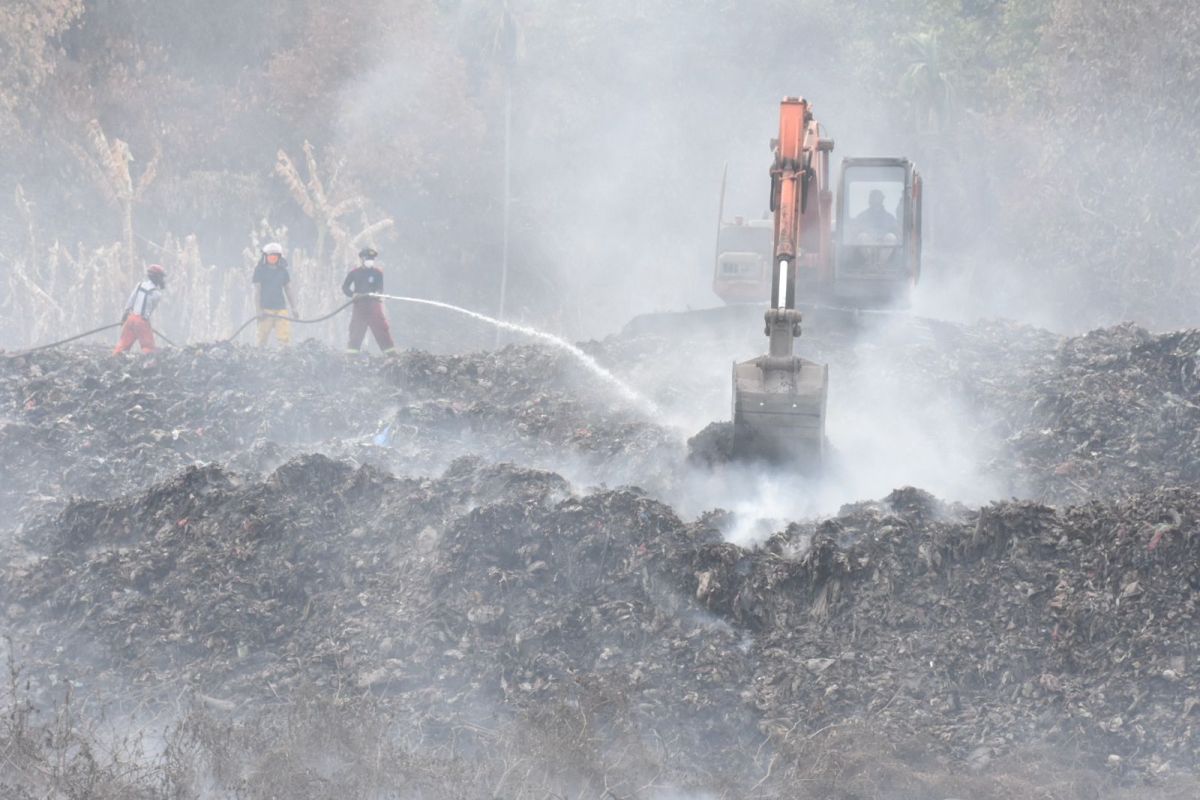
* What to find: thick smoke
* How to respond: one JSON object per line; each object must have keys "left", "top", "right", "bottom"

{"left": 2, "top": 3, "right": 1200, "bottom": 798}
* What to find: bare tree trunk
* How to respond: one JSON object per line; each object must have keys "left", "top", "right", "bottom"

{"left": 122, "top": 199, "right": 136, "bottom": 277}
{"left": 495, "top": 74, "right": 512, "bottom": 347}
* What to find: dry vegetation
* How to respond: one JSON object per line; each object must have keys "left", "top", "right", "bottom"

{"left": 1, "top": 0, "right": 1198, "bottom": 347}
{"left": 2, "top": 142, "right": 389, "bottom": 348}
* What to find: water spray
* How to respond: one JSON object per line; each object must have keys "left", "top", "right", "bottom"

{"left": 371, "top": 294, "right": 663, "bottom": 416}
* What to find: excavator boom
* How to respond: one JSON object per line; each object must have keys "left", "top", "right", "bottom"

{"left": 731, "top": 98, "right": 829, "bottom": 468}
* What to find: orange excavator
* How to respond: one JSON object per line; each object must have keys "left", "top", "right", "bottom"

{"left": 715, "top": 100, "right": 923, "bottom": 309}
{"left": 730, "top": 97, "right": 922, "bottom": 467}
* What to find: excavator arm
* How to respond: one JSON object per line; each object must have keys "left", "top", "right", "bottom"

{"left": 769, "top": 98, "right": 810, "bottom": 308}
{"left": 731, "top": 97, "right": 829, "bottom": 468}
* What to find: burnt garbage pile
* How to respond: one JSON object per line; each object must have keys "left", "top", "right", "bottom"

{"left": 1005, "top": 325, "right": 1200, "bottom": 502}
{"left": 5, "top": 318, "right": 1200, "bottom": 788}
{"left": 3, "top": 453, "right": 766, "bottom": 780}
{"left": 0, "top": 344, "right": 393, "bottom": 512}
{"left": 6, "top": 454, "right": 1200, "bottom": 780}
{"left": 375, "top": 347, "right": 679, "bottom": 482}
{"left": 691, "top": 486, "right": 1200, "bottom": 777}
{"left": 659, "top": 317, "right": 1200, "bottom": 503}
{"left": 842, "top": 322, "right": 1200, "bottom": 502}
{"left": 0, "top": 342, "right": 678, "bottom": 532}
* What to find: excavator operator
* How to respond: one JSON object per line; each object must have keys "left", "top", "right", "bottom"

{"left": 853, "top": 189, "right": 899, "bottom": 242}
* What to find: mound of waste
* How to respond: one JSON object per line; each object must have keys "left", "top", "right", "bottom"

{"left": 0, "top": 341, "right": 675, "bottom": 533}
{"left": 5, "top": 455, "right": 1198, "bottom": 782}
{"left": 6, "top": 318, "right": 1200, "bottom": 528}
{"left": 6, "top": 317, "right": 1200, "bottom": 792}
{"left": 644, "top": 317, "right": 1200, "bottom": 504}
{"left": 5, "top": 454, "right": 761, "bottom": 783}
{"left": 1003, "top": 325, "right": 1200, "bottom": 502}
{"left": 863, "top": 321, "right": 1200, "bottom": 504}
{"left": 697, "top": 486, "right": 1200, "bottom": 779}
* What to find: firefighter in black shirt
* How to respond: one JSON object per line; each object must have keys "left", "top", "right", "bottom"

{"left": 253, "top": 242, "right": 297, "bottom": 345}
{"left": 341, "top": 247, "right": 395, "bottom": 353}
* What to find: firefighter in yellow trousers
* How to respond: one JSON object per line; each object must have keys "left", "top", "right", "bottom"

{"left": 253, "top": 242, "right": 297, "bottom": 345}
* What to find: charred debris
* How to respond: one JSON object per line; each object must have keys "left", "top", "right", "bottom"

{"left": 2, "top": 318, "right": 1200, "bottom": 793}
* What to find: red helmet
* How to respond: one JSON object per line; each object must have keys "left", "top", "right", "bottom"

{"left": 147, "top": 264, "right": 166, "bottom": 277}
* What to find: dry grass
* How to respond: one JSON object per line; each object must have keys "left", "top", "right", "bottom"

{"left": 0, "top": 659, "right": 162, "bottom": 799}
{"left": 1, "top": 140, "right": 398, "bottom": 350}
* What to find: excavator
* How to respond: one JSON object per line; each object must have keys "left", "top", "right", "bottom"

{"left": 730, "top": 97, "right": 922, "bottom": 467}
{"left": 714, "top": 104, "right": 923, "bottom": 309}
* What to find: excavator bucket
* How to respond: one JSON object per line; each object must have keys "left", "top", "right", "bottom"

{"left": 732, "top": 314, "right": 828, "bottom": 469}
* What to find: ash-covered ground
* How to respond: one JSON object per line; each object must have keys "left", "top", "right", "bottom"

{"left": 2, "top": 309, "right": 1199, "bottom": 799}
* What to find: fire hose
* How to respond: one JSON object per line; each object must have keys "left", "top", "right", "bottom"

{"left": 6, "top": 322, "right": 124, "bottom": 355}
{"left": 4, "top": 321, "right": 179, "bottom": 357}
{"left": 223, "top": 299, "right": 356, "bottom": 342}
{"left": 4, "top": 299, "right": 358, "bottom": 358}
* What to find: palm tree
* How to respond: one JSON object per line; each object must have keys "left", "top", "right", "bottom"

{"left": 900, "top": 32, "right": 956, "bottom": 136}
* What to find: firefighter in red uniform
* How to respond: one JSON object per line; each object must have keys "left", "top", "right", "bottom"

{"left": 342, "top": 247, "right": 396, "bottom": 354}
{"left": 113, "top": 264, "right": 166, "bottom": 355}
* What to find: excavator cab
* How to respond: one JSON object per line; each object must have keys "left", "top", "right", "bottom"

{"left": 833, "top": 158, "right": 922, "bottom": 306}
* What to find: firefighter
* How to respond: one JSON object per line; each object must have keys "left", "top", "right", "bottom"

{"left": 253, "top": 242, "right": 297, "bottom": 346}
{"left": 341, "top": 247, "right": 396, "bottom": 354}
{"left": 113, "top": 264, "right": 166, "bottom": 355}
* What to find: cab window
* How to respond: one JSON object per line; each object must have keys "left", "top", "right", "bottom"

{"left": 842, "top": 165, "right": 906, "bottom": 245}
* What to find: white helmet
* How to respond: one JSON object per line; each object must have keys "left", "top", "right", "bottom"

{"left": 262, "top": 242, "right": 284, "bottom": 256}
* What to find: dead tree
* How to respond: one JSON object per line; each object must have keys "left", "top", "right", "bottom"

{"left": 71, "top": 119, "right": 159, "bottom": 278}
{"left": 275, "top": 141, "right": 393, "bottom": 270}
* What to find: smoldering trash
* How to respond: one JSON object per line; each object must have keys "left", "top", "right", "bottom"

{"left": 2, "top": 319, "right": 1200, "bottom": 799}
